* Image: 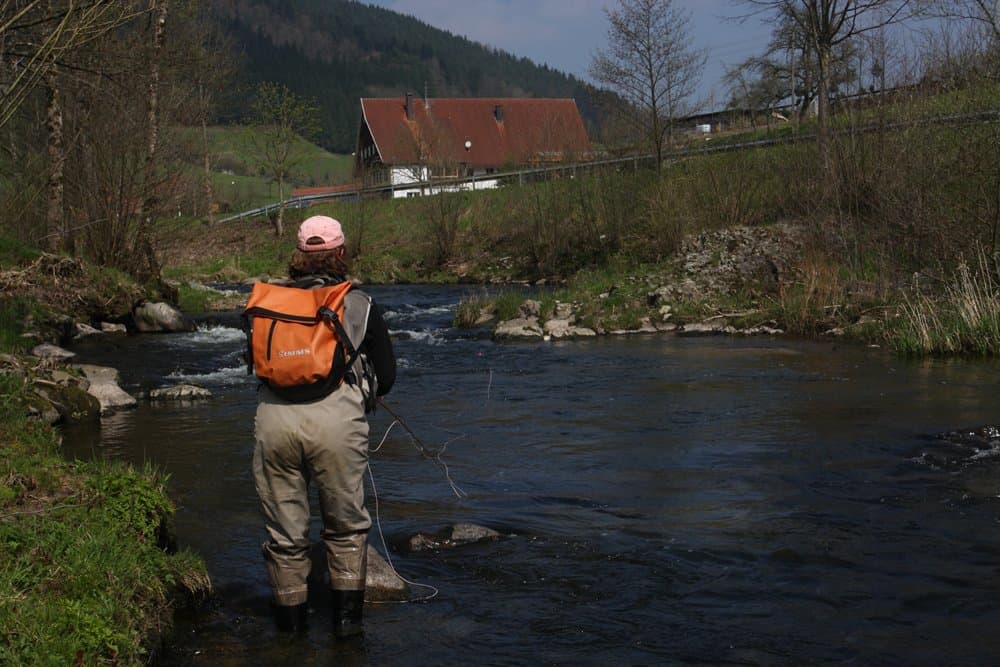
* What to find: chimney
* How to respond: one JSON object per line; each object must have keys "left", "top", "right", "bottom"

{"left": 405, "top": 93, "right": 414, "bottom": 120}
{"left": 494, "top": 104, "right": 504, "bottom": 123}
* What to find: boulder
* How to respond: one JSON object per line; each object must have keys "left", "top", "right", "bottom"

{"left": 543, "top": 319, "right": 597, "bottom": 339}
{"left": 740, "top": 325, "right": 784, "bottom": 336}
{"left": 132, "top": 301, "right": 196, "bottom": 333}
{"left": 519, "top": 300, "right": 542, "bottom": 318}
{"left": 76, "top": 364, "right": 137, "bottom": 414}
{"left": 494, "top": 317, "right": 544, "bottom": 339}
{"left": 32, "top": 383, "right": 100, "bottom": 424}
{"left": 100, "top": 322, "right": 127, "bottom": 334}
{"left": 365, "top": 545, "right": 410, "bottom": 602}
{"left": 31, "top": 343, "right": 76, "bottom": 362}
{"left": 149, "top": 384, "right": 212, "bottom": 401}
{"left": 679, "top": 321, "right": 737, "bottom": 335}
{"left": 74, "top": 322, "right": 102, "bottom": 338}
{"left": 610, "top": 318, "right": 660, "bottom": 335}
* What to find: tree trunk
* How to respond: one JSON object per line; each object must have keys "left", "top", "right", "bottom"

{"left": 817, "top": 44, "right": 833, "bottom": 179}
{"left": 201, "top": 98, "right": 215, "bottom": 225}
{"left": 45, "top": 71, "right": 66, "bottom": 254}
{"left": 135, "top": 0, "right": 169, "bottom": 282}
{"left": 274, "top": 177, "right": 285, "bottom": 237}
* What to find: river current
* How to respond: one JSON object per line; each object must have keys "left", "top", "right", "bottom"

{"left": 65, "top": 284, "right": 1000, "bottom": 666}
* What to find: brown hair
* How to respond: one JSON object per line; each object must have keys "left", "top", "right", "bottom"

{"left": 288, "top": 248, "right": 349, "bottom": 279}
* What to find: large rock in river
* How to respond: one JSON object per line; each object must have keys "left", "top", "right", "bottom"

{"left": 132, "top": 301, "right": 196, "bottom": 333}
{"left": 366, "top": 545, "right": 410, "bottom": 602}
{"left": 76, "top": 364, "right": 137, "bottom": 414}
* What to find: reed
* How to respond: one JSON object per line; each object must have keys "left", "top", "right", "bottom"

{"left": 893, "top": 248, "right": 1000, "bottom": 355}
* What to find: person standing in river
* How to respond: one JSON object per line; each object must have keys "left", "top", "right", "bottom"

{"left": 250, "top": 215, "right": 396, "bottom": 637}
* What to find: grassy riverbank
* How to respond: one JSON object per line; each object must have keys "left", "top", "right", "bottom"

{"left": 0, "top": 252, "right": 210, "bottom": 664}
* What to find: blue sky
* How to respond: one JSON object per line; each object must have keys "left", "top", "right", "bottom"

{"left": 365, "top": 0, "right": 775, "bottom": 109}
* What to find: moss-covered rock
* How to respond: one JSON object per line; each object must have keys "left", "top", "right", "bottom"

{"left": 31, "top": 383, "right": 101, "bottom": 424}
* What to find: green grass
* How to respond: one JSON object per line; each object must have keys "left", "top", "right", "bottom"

{"left": 179, "top": 126, "right": 354, "bottom": 212}
{"left": 0, "top": 374, "right": 208, "bottom": 665}
{"left": 0, "top": 297, "right": 35, "bottom": 354}
{"left": 0, "top": 236, "right": 40, "bottom": 269}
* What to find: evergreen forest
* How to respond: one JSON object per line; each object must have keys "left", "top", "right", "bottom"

{"left": 212, "top": 0, "right": 601, "bottom": 151}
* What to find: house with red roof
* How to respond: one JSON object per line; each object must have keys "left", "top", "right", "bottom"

{"left": 355, "top": 94, "right": 592, "bottom": 197}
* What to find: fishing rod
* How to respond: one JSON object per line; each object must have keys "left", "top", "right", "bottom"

{"left": 375, "top": 397, "right": 468, "bottom": 499}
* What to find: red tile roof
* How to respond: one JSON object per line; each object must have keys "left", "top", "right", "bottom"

{"left": 360, "top": 97, "right": 591, "bottom": 168}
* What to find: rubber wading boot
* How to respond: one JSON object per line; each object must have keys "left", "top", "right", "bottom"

{"left": 332, "top": 589, "right": 364, "bottom": 639}
{"left": 274, "top": 602, "right": 309, "bottom": 633}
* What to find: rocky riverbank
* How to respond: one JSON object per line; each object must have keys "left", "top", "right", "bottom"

{"left": 465, "top": 224, "right": 827, "bottom": 340}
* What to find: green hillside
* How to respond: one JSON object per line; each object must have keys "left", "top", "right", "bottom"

{"left": 178, "top": 126, "right": 354, "bottom": 211}
{"left": 211, "top": 0, "right": 602, "bottom": 152}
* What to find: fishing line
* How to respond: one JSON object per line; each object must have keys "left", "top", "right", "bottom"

{"left": 364, "top": 399, "right": 469, "bottom": 604}
{"left": 366, "top": 461, "right": 439, "bottom": 604}
{"left": 375, "top": 397, "right": 468, "bottom": 500}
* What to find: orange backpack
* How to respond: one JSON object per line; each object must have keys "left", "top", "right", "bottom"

{"left": 243, "top": 281, "right": 358, "bottom": 401}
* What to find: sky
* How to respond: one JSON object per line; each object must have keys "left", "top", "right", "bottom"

{"left": 365, "top": 0, "right": 775, "bottom": 110}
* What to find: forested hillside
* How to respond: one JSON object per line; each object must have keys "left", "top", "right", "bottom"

{"left": 212, "top": 0, "right": 602, "bottom": 152}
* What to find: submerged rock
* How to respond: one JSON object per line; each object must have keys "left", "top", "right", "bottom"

{"left": 403, "top": 523, "right": 502, "bottom": 553}
{"left": 149, "top": 384, "right": 212, "bottom": 401}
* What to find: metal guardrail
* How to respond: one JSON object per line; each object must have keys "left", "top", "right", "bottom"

{"left": 217, "top": 108, "right": 999, "bottom": 224}
{"left": 215, "top": 154, "right": 660, "bottom": 224}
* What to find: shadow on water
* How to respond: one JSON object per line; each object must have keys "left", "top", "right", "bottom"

{"left": 63, "top": 285, "right": 1000, "bottom": 666}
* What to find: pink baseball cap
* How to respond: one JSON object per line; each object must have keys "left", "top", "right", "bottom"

{"left": 297, "top": 215, "right": 344, "bottom": 251}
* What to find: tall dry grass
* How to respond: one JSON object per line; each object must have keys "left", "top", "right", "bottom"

{"left": 894, "top": 247, "right": 1000, "bottom": 355}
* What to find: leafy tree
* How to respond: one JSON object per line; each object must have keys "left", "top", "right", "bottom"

{"left": 246, "top": 81, "right": 320, "bottom": 237}
{"left": 589, "top": 0, "right": 706, "bottom": 171}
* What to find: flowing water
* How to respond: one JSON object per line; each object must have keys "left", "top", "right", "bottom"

{"left": 64, "top": 285, "right": 1000, "bottom": 666}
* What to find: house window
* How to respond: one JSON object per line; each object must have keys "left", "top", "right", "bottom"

{"left": 432, "top": 165, "right": 459, "bottom": 178}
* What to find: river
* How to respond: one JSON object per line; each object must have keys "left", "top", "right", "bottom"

{"left": 65, "top": 284, "right": 1000, "bottom": 666}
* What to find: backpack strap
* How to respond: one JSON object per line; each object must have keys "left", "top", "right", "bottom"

{"left": 318, "top": 305, "right": 361, "bottom": 373}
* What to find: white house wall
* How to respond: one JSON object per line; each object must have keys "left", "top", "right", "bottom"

{"left": 388, "top": 166, "right": 500, "bottom": 198}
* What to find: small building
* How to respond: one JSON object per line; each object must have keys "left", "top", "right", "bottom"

{"left": 355, "top": 94, "right": 592, "bottom": 197}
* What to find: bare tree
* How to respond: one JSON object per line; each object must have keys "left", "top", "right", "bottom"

{"left": 739, "top": 1, "right": 915, "bottom": 162}
{"left": 2, "top": 1, "right": 149, "bottom": 252}
{"left": 727, "top": 8, "right": 859, "bottom": 124}
{"left": 590, "top": 0, "right": 705, "bottom": 171}
{"left": 927, "top": 0, "right": 999, "bottom": 42}
{"left": 924, "top": 0, "right": 999, "bottom": 76}
{"left": 0, "top": 2, "right": 147, "bottom": 128}
{"left": 246, "top": 81, "right": 320, "bottom": 237}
